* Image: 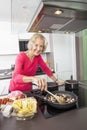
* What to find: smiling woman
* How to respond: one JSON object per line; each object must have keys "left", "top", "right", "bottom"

{"left": 9, "top": 33, "right": 64, "bottom": 93}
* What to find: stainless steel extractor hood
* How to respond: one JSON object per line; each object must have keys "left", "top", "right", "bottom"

{"left": 28, "top": 0, "right": 87, "bottom": 33}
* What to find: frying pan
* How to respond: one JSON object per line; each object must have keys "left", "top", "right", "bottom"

{"left": 32, "top": 90, "right": 78, "bottom": 109}
{"left": 45, "top": 90, "right": 78, "bottom": 109}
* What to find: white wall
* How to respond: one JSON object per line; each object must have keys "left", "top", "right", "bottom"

{"left": 0, "top": 53, "right": 47, "bottom": 70}
{"left": 0, "top": 55, "right": 17, "bottom": 69}
{"left": 52, "top": 33, "right": 77, "bottom": 80}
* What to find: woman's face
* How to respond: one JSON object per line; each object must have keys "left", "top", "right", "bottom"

{"left": 31, "top": 38, "right": 44, "bottom": 56}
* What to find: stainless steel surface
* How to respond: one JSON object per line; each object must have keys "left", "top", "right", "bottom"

{"left": 0, "top": 69, "right": 12, "bottom": 80}
{"left": 58, "top": 77, "right": 73, "bottom": 84}
{"left": 29, "top": 0, "right": 87, "bottom": 33}
{"left": 79, "top": 80, "right": 87, "bottom": 86}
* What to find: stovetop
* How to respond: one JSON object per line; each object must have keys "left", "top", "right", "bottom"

{"left": 38, "top": 100, "right": 78, "bottom": 119}
{"left": 25, "top": 85, "right": 87, "bottom": 119}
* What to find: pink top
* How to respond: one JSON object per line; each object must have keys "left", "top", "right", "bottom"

{"left": 9, "top": 52, "right": 53, "bottom": 92}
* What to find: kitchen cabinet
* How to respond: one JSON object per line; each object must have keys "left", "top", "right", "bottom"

{"left": 0, "top": 79, "right": 10, "bottom": 95}
{"left": 18, "top": 32, "right": 35, "bottom": 40}
{"left": 41, "top": 33, "right": 51, "bottom": 53}
{"left": 0, "top": 34, "right": 19, "bottom": 55}
{"left": 18, "top": 33, "right": 51, "bottom": 53}
{"left": 52, "top": 33, "right": 76, "bottom": 80}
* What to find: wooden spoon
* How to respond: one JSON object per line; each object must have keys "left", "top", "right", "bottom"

{"left": 45, "top": 90, "right": 64, "bottom": 104}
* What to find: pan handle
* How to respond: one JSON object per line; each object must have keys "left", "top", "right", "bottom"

{"left": 58, "top": 77, "right": 71, "bottom": 84}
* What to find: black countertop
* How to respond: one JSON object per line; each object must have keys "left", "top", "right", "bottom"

{"left": 0, "top": 84, "right": 87, "bottom": 130}
{"left": 0, "top": 107, "right": 87, "bottom": 130}
{"left": 79, "top": 80, "right": 87, "bottom": 86}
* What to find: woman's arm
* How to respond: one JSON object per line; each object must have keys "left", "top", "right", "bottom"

{"left": 38, "top": 56, "right": 64, "bottom": 86}
{"left": 49, "top": 74, "right": 64, "bottom": 86}
{"left": 23, "top": 75, "right": 47, "bottom": 91}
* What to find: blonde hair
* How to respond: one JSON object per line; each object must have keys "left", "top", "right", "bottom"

{"left": 27, "top": 33, "right": 48, "bottom": 52}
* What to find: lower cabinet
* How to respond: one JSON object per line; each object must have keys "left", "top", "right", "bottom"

{"left": 0, "top": 79, "right": 10, "bottom": 95}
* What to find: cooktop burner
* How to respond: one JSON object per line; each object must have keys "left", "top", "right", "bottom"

{"left": 25, "top": 84, "right": 87, "bottom": 119}
{"left": 37, "top": 85, "right": 87, "bottom": 119}
{"left": 38, "top": 101, "right": 78, "bottom": 119}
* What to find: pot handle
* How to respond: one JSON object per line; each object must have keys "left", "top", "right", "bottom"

{"left": 58, "top": 78, "right": 71, "bottom": 84}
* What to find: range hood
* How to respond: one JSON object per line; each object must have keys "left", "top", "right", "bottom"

{"left": 28, "top": 0, "right": 87, "bottom": 33}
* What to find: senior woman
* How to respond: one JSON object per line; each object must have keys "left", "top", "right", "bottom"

{"left": 9, "top": 33, "right": 64, "bottom": 92}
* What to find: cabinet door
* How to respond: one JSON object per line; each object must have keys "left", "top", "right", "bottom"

{"left": 0, "top": 34, "right": 19, "bottom": 54}
{"left": 41, "top": 33, "right": 50, "bottom": 53}
{"left": 0, "top": 79, "right": 10, "bottom": 95}
{"left": 18, "top": 33, "right": 35, "bottom": 40}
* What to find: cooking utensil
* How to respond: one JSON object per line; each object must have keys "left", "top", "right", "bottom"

{"left": 58, "top": 77, "right": 79, "bottom": 90}
{"left": 45, "top": 90, "right": 63, "bottom": 104}
{"left": 32, "top": 83, "right": 78, "bottom": 109}
{"left": 65, "top": 80, "right": 79, "bottom": 90}
{"left": 58, "top": 77, "right": 73, "bottom": 84}
{"left": 31, "top": 88, "right": 78, "bottom": 109}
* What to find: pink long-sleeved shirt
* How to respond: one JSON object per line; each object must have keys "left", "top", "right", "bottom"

{"left": 9, "top": 52, "right": 53, "bottom": 91}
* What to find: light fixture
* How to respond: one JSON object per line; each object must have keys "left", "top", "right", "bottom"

{"left": 54, "top": 9, "right": 63, "bottom": 15}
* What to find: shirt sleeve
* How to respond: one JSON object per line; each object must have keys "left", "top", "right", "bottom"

{"left": 12, "top": 53, "right": 25, "bottom": 83}
{"left": 38, "top": 55, "right": 53, "bottom": 77}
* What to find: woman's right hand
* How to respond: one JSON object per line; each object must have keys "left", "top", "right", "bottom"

{"left": 33, "top": 77, "right": 47, "bottom": 91}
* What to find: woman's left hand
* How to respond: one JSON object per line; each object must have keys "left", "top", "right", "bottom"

{"left": 56, "top": 81, "right": 65, "bottom": 86}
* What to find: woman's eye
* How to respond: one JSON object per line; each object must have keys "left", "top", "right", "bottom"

{"left": 35, "top": 44, "right": 43, "bottom": 49}
{"left": 40, "top": 45, "right": 43, "bottom": 48}
{"left": 35, "top": 44, "right": 38, "bottom": 47}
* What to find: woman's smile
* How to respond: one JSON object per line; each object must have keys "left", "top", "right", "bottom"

{"left": 31, "top": 38, "right": 44, "bottom": 55}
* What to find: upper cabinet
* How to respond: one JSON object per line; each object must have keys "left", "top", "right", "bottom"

{"left": 18, "top": 32, "right": 51, "bottom": 53}
{"left": 42, "top": 33, "right": 51, "bottom": 53}
{"left": 0, "top": 33, "right": 19, "bottom": 55}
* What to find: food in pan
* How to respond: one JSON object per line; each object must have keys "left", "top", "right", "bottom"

{"left": 47, "top": 93, "right": 75, "bottom": 104}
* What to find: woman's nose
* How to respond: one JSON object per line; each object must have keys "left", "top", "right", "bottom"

{"left": 37, "top": 46, "right": 41, "bottom": 50}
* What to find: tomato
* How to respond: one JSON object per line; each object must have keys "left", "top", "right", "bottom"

{"left": 1, "top": 99, "right": 6, "bottom": 104}
{"left": 20, "top": 94, "right": 25, "bottom": 99}
{"left": 0, "top": 98, "right": 2, "bottom": 104}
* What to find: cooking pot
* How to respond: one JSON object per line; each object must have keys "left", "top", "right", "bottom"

{"left": 65, "top": 80, "right": 79, "bottom": 91}
{"left": 32, "top": 90, "right": 78, "bottom": 109}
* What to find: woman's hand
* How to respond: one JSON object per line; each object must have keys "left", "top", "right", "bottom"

{"left": 33, "top": 77, "right": 47, "bottom": 91}
{"left": 56, "top": 81, "right": 65, "bottom": 86}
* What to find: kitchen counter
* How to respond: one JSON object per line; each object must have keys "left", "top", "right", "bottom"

{"left": 0, "top": 69, "right": 12, "bottom": 80}
{"left": 0, "top": 84, "right": 87, "bottom": 130}
{"left": 79, "top": 80, "right": 87, "bottom": 86}
{"left": 0, "top": 107, "right": 87, "bottom": 130}
{"left": 0, "top": 69, "right": 54, "bottom": 80}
